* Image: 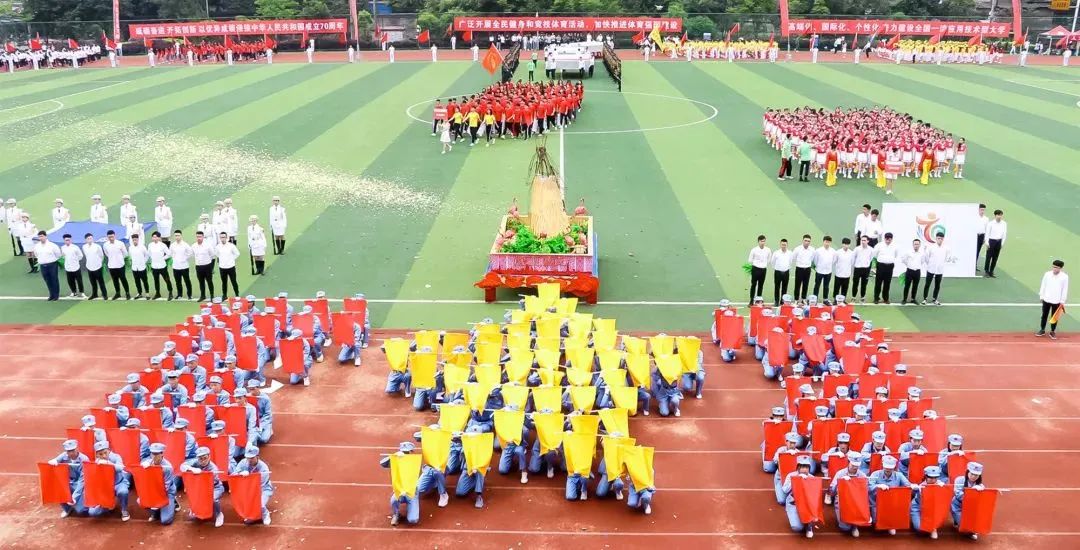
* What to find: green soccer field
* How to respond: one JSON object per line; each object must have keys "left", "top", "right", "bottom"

{"left": 1, "top": 60, "right": 1078, "bottom": 332}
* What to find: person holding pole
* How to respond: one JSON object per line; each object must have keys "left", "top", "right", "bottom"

{"left": 1037, "top": 259, "right": 1068, "bottom": 340}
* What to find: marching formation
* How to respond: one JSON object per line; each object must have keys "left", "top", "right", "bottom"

{"left": 38, "top": 293, "right": 372, "bottom": 523}
{"left": 765, "top": 107, "right": 967, "bottom": 193}
{"left": 874, "top": 40, "right": 1005, "bottom": 64}
{"left": 432, "top": 80, "right": 585, "bottom": 152}
{"left": 708, "top": 301, "right": 998, "bottom": 539}
{"left": 379, "top": 284, "right": 675, "bottom": 524}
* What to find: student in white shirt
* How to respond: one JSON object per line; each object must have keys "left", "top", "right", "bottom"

{"left": 17, "top": 214, "right": 38, "bottom": 273}
{"left": 793, "top": 234, "right": 816, "bottom": 301}
{"left": 198, "top": 213, "right": 215, "bottom": 238}
{"left": 191, "top": 231, "right": 217, "bottom": 302}
{"left": 863, "top": 209, "right": 883, "bottom": 247}
{"left": 34, "top": 231, "right": 63, "bottom": 301}
{"left": 248, "top": 215, "right": 268, "bottom": 276}
{"left": 1038, "top": 259, "right": 1069, "bottom": 339}
{"left": 922, "top": 232, "right": 948, "bottom": 305}
{"left": 119, "top": 195, "right": 138, "bottom": 224}
{"left": 833, "top": 237, "right": 856, "bottom": 300}
{"left": 771, "top": 238, "right": 793, "bottom": 306}
{"left": 128, "top": 233, "right": 150, "bottom": 300}
{"left": 82, "top": 233, "right": 107, "bottom": 300}
{"left": 216, "top": 232, "right": 242, "bottom": 300}
{"left": 812, "top": 236, "right": 837, "bottom": 303}
{"left": 983, "top": 209, "right": 1006, "bottom": 278}
{"left": 872, "top": 232, "right": 898, "bottom": 304}
{"left": 60, "top": 234, "right": 85, "bottom": 297}
{"left": 975, "top": 203, "right": 988, "bottom": 271}
{"left": 853, "top": 204, "right": 871, "bottom": 244}
{"left": 89, "top": 194, "right": 108, "bottom": 224}
{"left": 52, "top": 198, "right": 71, "bottom": 231}
{"left": 851, "top": 235, "right": 875, "bottom": 303}
{"left": 222, "top": 198, "right": 239, "bottom": 244}
{"left": 169, "top": 230, "right": 194, "bottom": 300}
{"left": 899, "top": 238, "right": 925, "bottom": 305}
{"left": 147, "top": 231, "right": 174, "bottom": 301}
{"left": 155, "top": 197, "right": 174, "bottom": 245}
{"left": 269, "top": 196, "right": 287, "bottom": 255}
{"left": 747, "top": 235, "right": 771, "bottom": 306}
{"left": 102, "top": 230, "right": 131, "bottom": 300}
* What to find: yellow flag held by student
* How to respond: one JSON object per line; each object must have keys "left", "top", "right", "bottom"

{"left": 538, "top": 366, "right": 562, "bottom": 386}
{"left": 598, "top": 407, "right": 630, "bottom": 437}
{"left": 601, "top": 369, "right": 628, "bottom": 388}
{"left": 593, "top": 318, "right": 616, "bottom": 333}
{"left": 648, "top": 24, "right": 663, "bottom": 49}
{"left": 533, "top": 412, "right": 566, "bottom": 453}
{"left": 476, "top": 331, "right": 502, "bottom": 348}
{"left": 408, "top": 352, "right": 437, "bottom": 389}
{"left": 602, "top": 436, "right": 636, "bottom": 480}
{"left": 507, "top": 333, "right": 531, "bottom": 351}
{"left": 556, "top": 297, "right": 578, "bottom": 315}
{"left": 523, "top": 295, "right": 544, "bottom": 314}
{"left": 509, "top": 309, "right": 532, "bottom": 325}
{"left": 563, "top": 432, "right": 597, "bottom": 476}
{"left": 676, "top": 336, "right": 702, "bottom": 373}
{"left": 656, "top": 354, "right": 682, "bottom": 384}
{"left": 390, "top": 452, "right": 422, "bottom": 498}
{"left": 475, "top": 342, "right": 501, "bottom": 366}
{"left": 610, "top": 386, "right": 639, "bottom": 415}
{"left": 464, "top": 383, "right": 492, "bottom": 411}
{"left": 566, "top": 368, "right": 593, "bottom": 387}
{"left": 649, "top": 334, "right": 674, "bottom": 357}
{"left": 443, "top": 364, "right": 470, "bottom": 394}
{"left": 505, "top": 354, "right": 532, "bottom": 384}
{"left": 534, "top": 336, "right": 561, "bottom": 354}
{"left": 623, "top": 335, "right": 647, "bottom": 355}
{"left": 441, "top": 332, "right": 469, "bottom": 354}
{"left": 535, "top": 349, "right": 560, "bottom": 370}
{"left": 413, "top": 330, "right": 440, "bottom": 353}
{"left": 494, "top": 409, "right": 525, "bottom": 446}
{"left": 535, "top": 317, "right": 560, "bottom": 340}
{"left": 446, "top": 349, "right": 472, "bottom": 369}
{"left": 567, "top": 347, "right": 595, "bottom": 373}
{"left": 592, "top": 329, "right": 617, "bottom": 351}
{"left": 537, "top": 282, "right": 561, "bottom": 308}
{"left": 621, "top": 445, "right": 655, "bottom": 489}
{"left": 597, "top": 350, "right": 623, "bottom": 372}
{"left": 569, "top": 386, "right": 597, "bottom": 412}
{"left": 506, "top": 322, "right": 531, "bottom": 338}
{"left": 461, "top": 432, "right": 495, "bottom": 475}
{"left": 531, "top": 385, "right": 562, "bottom": 413}
{"left": 625, "top": 353, "right": 652, "bottom": 390}
{"left": 474, "top": 364, "right": 501, "bottom": 388}
{"left": 570, "top": 412, "right": 600, "bottom": 435}
{"left": 501, "top": 383, "right": 529, "bottom": 410}
{"left": 420, "top": 427, "right": 451, "bottom": 471}
{"left": 568, "top": 317, "right": 592, "bottom": 338}
{"left": 438, "top": 403, "right": 471, "bottom": 433}
{"left": 383, "top": 338, "right": 410, "bottom": 373}
{"left": 564, "top": 335, "right": 588, "bottom": 351}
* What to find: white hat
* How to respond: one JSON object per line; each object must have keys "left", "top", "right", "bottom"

{"left": 272, "top": 196, "right": 281, "bottom": 201}
{"left": 249, "top": 215, "right": 258, "bottom": 221}
{"left": 55, "top": 198, "right": 64, "bottom": 204}
{"left": 871, "top": 431, "right": 886, "bottom": 443}
{"left": 91, "top": 194, "right": 101, "bottom": 200}
{"left": 156, "top": 196, "right": 165, "bottom": 202}
{"left": 121, "top": 194, "right": 131, "bottom": 200}
{"left": 881, "top": 455, "right": 898, "bottom": 469}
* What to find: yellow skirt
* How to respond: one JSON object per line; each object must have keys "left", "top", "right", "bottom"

{"left": 875, "top": 167, "right": 886, "bottom": 188}
{"left": 920, "top": 159, "right": 932, "bottom": 185}
{"left": 825, "top": 160, "right": 837, "bottom": 187}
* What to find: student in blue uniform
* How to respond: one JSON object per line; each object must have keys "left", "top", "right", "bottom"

{"left": 230, "top": 446, "right": 273, "bottom": 525}
{"left": 827, "top": 451, "right": 867, "bottom": 537}
{"left": 868, "top": 455, "right": 914, "bottom": 535}
{"left": 897, "top": 428, "right": 927, "bottom": 477}
{"left": 455, "top": 425, "right": 489, "bottom": 509}
{"left": 170, "top": 418, "right": 198, "bottom": 462}
{"left": 337, "top": 317, "right": 366, "bottom": 367}
{"left": 911, "top": 465, "right": 946, "bottom": 539}
{"left": 122, "top": 418, "right": 151, "bottom": 460}
{"left": 102, "top": 392, "right": 130, "bottom": 426}
{"left": 49, "top": 439, "right": 89, "bottom": 518}
{"left": 179, "top": 446, "right": 226, "bottom": 527}
{"left": 951, "top": 461, "right": 986, "bottom": 540}
{"left": 142, "top": 442, "right": 177, "bottom": 525}
{"left": 772, "top": 432, "right": 802, "bottom": 502}
{"left": 382, "top": 442, "right": 421, "bottom": 525}
{"left": 781, "top": 454, "right": 816, "bottom": 538}
{"left": 246, "top": 380, "right": 274, "bottom": 444}
{"left": 87, "top": 440, "right": 131, "bottom": 521}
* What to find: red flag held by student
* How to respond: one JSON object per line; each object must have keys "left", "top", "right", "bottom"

{"left": 204, "top": 327, "right": 226, "bottom": 351}
{"left": 832, "top": 303, "right": 854, "bottom": 321}
{"left": 840, "top": 346, "right": 867, "bottom": 374}
{"left": 226, "top": 34, "right": 235, "bottom": 50}
{"left": 719, "top": 313, "right": 744, "bottom": 350}
{"left": 228, "top": 474, "right": 264, "bottom": 521}
{"left": 631, "top": 29, "right": 645, "bottom": 43}
{"left": 182, "top": 472, "right": 216, "bottom": 519}
{"left": 680, "top": 31, "right": 687, "bottom": 46}
{"left": 106, "top": 428, "right": 142, "bottom": 467}
{"left": 763, "top": 420, "right": 795, "bottom": 460}
{"left": 918, "top": 483, "right": 953, "bottom": 533}
{"left": 292, "top": 313, "right": 314, "bottom": 337}
{"left": 83, "top": 462, "right": 117, "bottom": 509}
{"left": 4, "top": 41, "right": 15, "bottom": 53}
{"left": 279, "top": 338, "right": 307, "bottom": 375}
{"left": 747, "top": 305, "right": 763, "bottom": 339}
{"left": 462, "top": 29, "right": 474, "bottom": 43}
{"left": 766, "top": 330, "right": 789, "bottom": 368}
{"left": 481, "top": 44, "right": 504, "bottom": 75}
{"left": 959, "top": 487, "right": 998, "bottom": 535}
{"left": 869, "top": 452, "right": 901, "bottom": 473}
{"left": 874, "top": 350, "right": 901, "bottom": 372}
{"left": 967, "top": 34, "right": 982, "bottom": 46}
{"left": 837, "top": 477, "right": 872, "bottom": 526}
{"left": 134, "top": 407, "right": 163, "bottom": 429}
{"left": 139, "top": 370, "right": 163, "bottom": 393}
{"left": 130, "top": 466, "right": 170, "bottom": 509}
{"left": 874, "top": 486, "right": 912, "bottom": 530}
{"left": 213, "top": 405, "right": 249, "bottom": 444}
{"left": 67, "top": 38, "right": 79, "bottom": 49}
{"left": 822, "top": 373, "right": 855, "bottom": 399}
{"left": 904, "top": 397, "right": 936, "bottom": 419}
{"left": 860, "top": 373, "right": 888, "bottom": 396}
{"left": 151, "top": 430, "right": 188, "bottom": 470}
{"left": 871, "top": 398, "right": 904, "bottom": 422}
{"left": 264, "top": 34, "right": 276, "bottom": 49}
{"left": 767, "top": 32, "right": 775, "bottom": 50}
{"left": 196, "top": 436, "right": 230, "bottom": 471}
{"left": 90, "top": 407, "right": 119, "bottom": 429}
{"left": 797, "top": 398, "right": 830, "bottom": 424}
{"left": 253, "top": 314, "right": 277, "bottom": 343}
{"left": 304, "top": 298, "right": 331, "bottom": 330}
{"left": 810, "top": 418, "right": 844, "bottom": 455}
{"left": 929, "top": 27, "right": 946, "bottom": 45}
{"left": 887, "top": 373, "right": 917, "bottom": 397}
{"left": 802, "top": 334, "right": 827, "bottom": 363}
{"left": 178, "top": 405, "right": 208, "bottom": 437}
{"left": 916, "top": 417, "right": 947, "bottom": 454}
{"left": 948, "top": 451, "right": 977, "bottom": 480}
{"left": 30, "top": 35, "right": 42, "bottom": 51}
{"left": 884, "top": 418, "right": 918, "bottom": 451}
{"left": 445, "top": 23, "right": 454, "bottom": 37}
{"left": 143, "top": 38, "right": 154, "bottom": 49}
{"left": 38, "top": 463, "right": 73, "bottom": 505}
{"left": 833, "top": 398, "right": 864, "bottom": 419}
{"left": 791, "top": 475, "right": 824, "bottom": 524}
{"left": 65, "top": 428, "right": 96, "bottom": 457}
{"left": 845, "top": 421, "right": 881, "bottom": 451}
{"left": 237, "top": 335, "right": 259, "bottom": 372}
{"left": 886, "top": 35, "right": 900, "bottom": 49}
{"left": 331, "top": 311, "right": 359, "bottom": 345}
{"left": 417, "top": 29, "right": 430, "bottom": 44}
{"left": 907, "top": 452, "right": 937, "bottom": 484}
{"left": 778, "top": 451, "right": 813, "bottom": 480}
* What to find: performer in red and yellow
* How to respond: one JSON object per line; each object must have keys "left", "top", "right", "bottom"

{"left": 825, "top": 144, "right": 839, "bottom": 187}
{"left": 919, "top": 144, "right": 935, "bottom": 186}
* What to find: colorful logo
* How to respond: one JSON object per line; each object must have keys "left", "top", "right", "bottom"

{"left": 914, "top": 212, "right": 946, "bottom": 242}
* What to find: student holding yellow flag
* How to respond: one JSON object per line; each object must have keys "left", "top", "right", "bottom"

{"left": 381, "top": 442, "right": 422, "bottom": 526}
{"left": 527, "top": 408, "right": 566, "bottom": 478}
{"left": 622, "top": 445, "right": 656, "bottom": 515}
{"left": 455, "top": 425, "right": 494, "bottom": 508}
{"left": 382, "top": 338, "right": 412, "bottom": 397}
{"left": 495, "top": 404, "right": 531, "bottom": 484}
{"left": 675, "top": 335, "right": 705, "bottom": 400}
{"left": 563, "top": 431, "right": 597, "bottom": 501}
{"left": 408, "top": 347, "right": 441, "bottom": 412}
{"left": 651, "top": 355, "right": 684, "bottom": 417}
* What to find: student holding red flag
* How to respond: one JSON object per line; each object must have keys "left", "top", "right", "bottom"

{"left": 86, "top": 440, "right": 131, "bottom": 521}
{"left": 47, "top": 439, "right": 90, "bottom": 518}
{"left": 830, "top": 452, "right": 870, "bottom": 537}
{"left": 897, "top": 428, "right": 928, "bottom": 477}
{"left": 951, "top": 461, "right": 987, "bottom": 540}
{"left": 132, "top": 443, "right": 177, "bottom": 524}
{"left": 868, "top": 455, "right": 914, "bottom": 535}
{"left": 911, "top": 465, "right": 949, "bottom": 539}
{"left": 180, "top": 446, "right": 226, "bottom": 527}
{"left": 781, "top": 455, "right": 818, "bottom": 538}
{"left": 229, "top": 446, "right": 273, "bottom": 525}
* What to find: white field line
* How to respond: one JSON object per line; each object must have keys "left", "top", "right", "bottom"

{"left": 0, "top": 81, "right": 129, "bottom": 113}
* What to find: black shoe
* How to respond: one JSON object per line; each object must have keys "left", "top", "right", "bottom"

{"left": 988, "top": 273, "right": 996, "bottom": 278}
{"left": 126, "top": 295, "right": 132, "bottom": 300}
{"left": 1049, "top": 332, "right": 1057, "bottom": 340}
{"left": 884, "top": 300, "right": 891, "bottom": 305}
{"left": 111, "top": 295, "right": 120, "bottom": 301}
{"left": 1036, "top": 330, "right": 1046, "bottom": 337}
{"left": 88, "top": 295, "right": 98, "bottom": 301}
{"left": 198, "top": 296, "right": 206, "bottom": 303}
{"left": 873, "top": 299, "right": 880, "bottom": 304}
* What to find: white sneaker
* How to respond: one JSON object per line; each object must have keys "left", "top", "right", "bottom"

{"left": 806, "top": 528, "right": 814, "bottom": 539}
{"left": 930, "top": 529, "right": 937, "bottom": 539}
{"left": 643, "top": 410, "right": 649, "bottom": 416}
{"left": 390, "top": 513, "right": 399, "bottom": 526}
{"left": 60, "top": 510, "right": 70, "bottom": 518}
{"left": 324, "top": 338, "right": 333, "bottom": 347}
{"left": 438, "top": 493, "right": 449, "bottom": 508}
{"left": 643, "top": 504, "right": 651, "bottom": 515}
{"left": 615, "top": 490, "right": 623, "bottom": 500}
{"left": 547, "top": 466, "right": 555, "bottom": 479}
{"left": 354, "top": 357, "right": 362, "bottom": 367}
{"left": 317, "top": 355, "right": 325, "bottom": 363}
{"left": 263, "top": 511, "right": 271, "bottom": 525}
{"left": 888, "top": 529, "right": 896, "bottom": 535}
{"left": 852, "top": 526, "right": 859, "bottom": 538}
{"left": 303, "top": 377, "right": 311, "bottom": 386}
{"left": 971, "top": 534, "right": 978, "bottom": 541}
{"left": 674, "top": 409, "right": 681, "bottom": 417}
{"left": 579, "top": 492, "right": 587, "bottom": 501}
{"left": 121, "top": 511, "right": 130, "bottom": 522}
{"left": 520, "top": 471, "right": 528, "bottom": 484}
{"left": 214, "top": 512, "right": 224, "bottom": 527}
{"left": 823, "top": 494, "right": 832, "bottom": 505}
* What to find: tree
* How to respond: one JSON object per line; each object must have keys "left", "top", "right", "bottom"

{"left": 254, "top": 0, "right": 299, "bottom": 18}
{"left": 153, "top": 0, "right": 207, "bottom": 19}
{"left": 684, "top": 15, "right": 716, "bottom": 38}
{"left": 666, "top": 1, "right": 688, "bottom": 19}
{"left": 728, "top": 0, "right": 775, "bottom": 13}
{"left": 809, "top": 0, "right": 830, "bottom": 14}
{"left": 298, "top": 0, "right": 330, "bottom": 17}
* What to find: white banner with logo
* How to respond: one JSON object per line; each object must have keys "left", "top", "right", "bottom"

{"left": 880, "top": 202, "right": 980, "bottom": 278}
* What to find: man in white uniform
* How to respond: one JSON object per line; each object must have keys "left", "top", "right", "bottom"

{"left": 211, "top": 202, "right": 227, "bottom": 240}
{"left": 4, "top": 198, "right": 22, "bottom": 256}
{"left": 269, "top": 197, "right": 287, "bottom": 255}
{"left": 747, "top": 235, "right": 770, "bottom": 306}
{"left": 222, "top": 198, "right": 239, "bottom": 244}
{"left": 922, "top": 232, "right": 948, "bottom": 306}
{"left": 191, "top": 231, "right": 217, "bottom": 303}
{"left": 83, "top": 233, "right": 107, "bottom": 300}
{"left": 119, "top": 195, "right": 138, "bottom": 223}
{"left": 1037, "top": 260, "right": 1068, "bottom": 339}
{"left": 103, "top": 230, "right": 131, "bottom": 301}
{"left": 60, "top": 233, "right": 86, "bottom": 298}
{"left": 216, "top": 232, "right": 242, "bottom": 300}
{"left": 129, "top": 233, "right": 151, "bottom": 300}
{"left": 52, "top": 199, "right": 71, "bottom": 231}
{"left": 170, "top": 230, "right": 194, "bottom": 300}
{"left": 899, "top": 239, "right": 925, "bottom": 306}
{"left": 34, "top": 231, "right": 64, "bottom": 301}
{"left": 248, "top": 215, "right": 267, "bottom": 276}
{"left": 792, "top": 235, "right": 816, "bottom": 302}
{"left": 155, "top": 197, "right": 173, "bottom": 245}
{"left": 90, "top": 194, "right": 108, "bottom": 224}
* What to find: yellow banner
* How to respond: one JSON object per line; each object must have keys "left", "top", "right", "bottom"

{"left": 501, "top": 383, "right": 529, "bottom": 410}
{"left": 408, "top": 352, "right": 437, "bottom": 389}
{"left": 598, "top": 408, "right": 629, "bottom": 438}
{"left": 534, "top": 336, "right": 561, "bottom": 354}
{"left": 535, "top": 349, "right": 560, "bottom": 370}
{"left": 538, "top": 366, "right": 562, "bottom": 386}
{"left": 475, "top": 342, "right": 501, "bottom": 366}
{"left": 441, "top": 332, "right": 469, "bottom": 354}
{"left": 592, "top": 329, "right": 617, "bottom": 351}
{"left": 420, "top": 427, "right": 451, "bottom": 471}
{"left": 556, "top": 297, "right": 578, "bottom": 315}
{"left": 438, "top": 403, "right": 471, "bottom": 433}
{"left": 563, "top": 431, "right": 597, "bottom": 476}
{"left": 566, "top": 368, "right": 593, "bottom": 387}
{"left": 537, "top": 282, "right": 561, "bottom": 307}
{"left": 623, "top": 335, "right": 646, "bottom": 355}
{"left": 535, "top": 317, "right": 561, "bottom": 340}
{"left": 461, "top": 431, "right": 495, "bottom": 475}
{"left": 384, "top": 338, "right": 410, "bottom": 373}
{"left": 600, "top": 369, "right": 628, "bottom": 388}
{"left": 531, "top": 385, "right": 562, "bottom": 412}
{"left": 567, "top": 347, "right": 595, "bottom": 373}
{"left": 446, "top": 350, "right": 472, "bottom": 369}
{"left": 597, "top": 350, "right": 623, "bottom": 371}
{"left": 474, "top": 363, "right": 501, "bottom": 388}
{"left": 621, "top": 445, "right": 655, "bottom": 489}
{"left": 494, "top": 409, "right": 525, "bottom": 446}
{"left": 443, "top": 364, "right": 470, "bottom": 395}
{"left": 533, "top": 412, "right": 566, "bottom": 453}
{"left": 602, "top": 435, "right": 635, "bottom": 480}
{"left": 649, "top": 334, "right": 674, "bottom": 357}
{"left": 626, "top": 353, "right": 652, "bottom": 390}
{"left": 413, "top": 330, "right": 440, "bottom": 353}
{"left": 610, "top": 386, "right": 639, "bottom": 415}
{"left": 593, "top": 318, "right": 616, "bottom": 333}
{"left": 464, "top": 382, "right": 493, "bottom": 411}
{"left": 569, "top": 386, "right": 597, "bottom": 412}
{"left": 656, "top": 354, "right": 682, "bottom": 384}
{"left": 505, "top": 354, "right": 532, "bottom": 384}
{"left": 570, "top": 412, "right": 600, "bottom": 434}
{"left": 677, "top": 336, "right": 701, "bottom": 373}
{"left": 390, "top": 452, "right": 422, "bottom": 498}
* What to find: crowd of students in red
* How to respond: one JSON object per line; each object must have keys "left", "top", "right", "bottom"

{"left": 432, "top": 80, "right": 586, "bottom": 146}
{"left": 150, "top": 39, "right": 276, "bottom": 64}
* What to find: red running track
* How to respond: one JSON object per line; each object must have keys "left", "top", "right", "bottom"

{"left": 0, "top": 325, "right": 1075, "bottom": 549}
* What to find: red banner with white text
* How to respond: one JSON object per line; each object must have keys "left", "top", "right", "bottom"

{"left": 130, "top": 19, "right": 348, "bottom": 39}
{"left": 785, "top": 19, "right": 1010, "bottom": 37}
{"left": 454, "top": 17, "right": 682, "bottom": 33}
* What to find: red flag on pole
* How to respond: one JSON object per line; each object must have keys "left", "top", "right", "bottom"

{"left": 224, "top": 34, "right": 234, "bottom": 50}
{"left": 918, "top": 484, "right": 953, "bottom": 533}
{"left": 264, "top": 34, "right": 276, "bottom": 49}
{"left": 418, "top": 29, "right": 430, "bottom": 44}
{"left": 348, "top": 0, "right": 359, "bottom": 44}
{"left": 83, "top": 463, "right": 118, "bottom": 509}
{"left": 929, "top": 27, "right": 946, "bottom": 45}
{"left": 1010, "top": 0, "right": 1022, "bottom": 45}
{"left": 680, "top": 31, "right": 687, "bottom": 46}
{"left": 778, "top": 0, "right": 790, "bottom": 37}
{"left": 837, "top": 477, "right": 873, "bottom": 526}
{"left": 130, "top": 466, "right": 171, "bottom": 509}
{"left": 462, "top": 29, "right": 474, "bottom": 43}
{"left": 227, "top": 474, "right": 264, "bottom": 521}
{"left": 873, "top": 486, "right": 912, "bottom": 530}
{"left": 967, "top": 34, "right": 982, "bottom": 46}
{"left": 380, "top": 32, "right": 389, "bottom": 45}
{"left": 4, "top": 41, "right": 14, "bottom": 53}
{"left": 481, "top": 43, "right": 504, "bottom": 75}
{"left": 791, "top": 475, "right": 824, "bottom": 524}
{"left": 67, "top": 38, "right": 78, "bottom": 49}
{"left": 959, "top": 488, "right": 999, "bottom": 536}
{"left": 182, "top": 472, "right": 216, "bottom": 519}
{"left": 1014, "top": 28, "right": 1028, "bottom": 47}
{"left": 445, "top": 23, "right": 454, "bottom": 37}
{"left": 886, "top": 35, "right": 900, "bottom": 49}
{"left": 30, "top": 36, "right": 43, "bottom": 51}
{"left": 631, "top": 29, "right": 645, "bottom": 43}
{"left": 37, "top": 463, "right": 73, "bottom": 505}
